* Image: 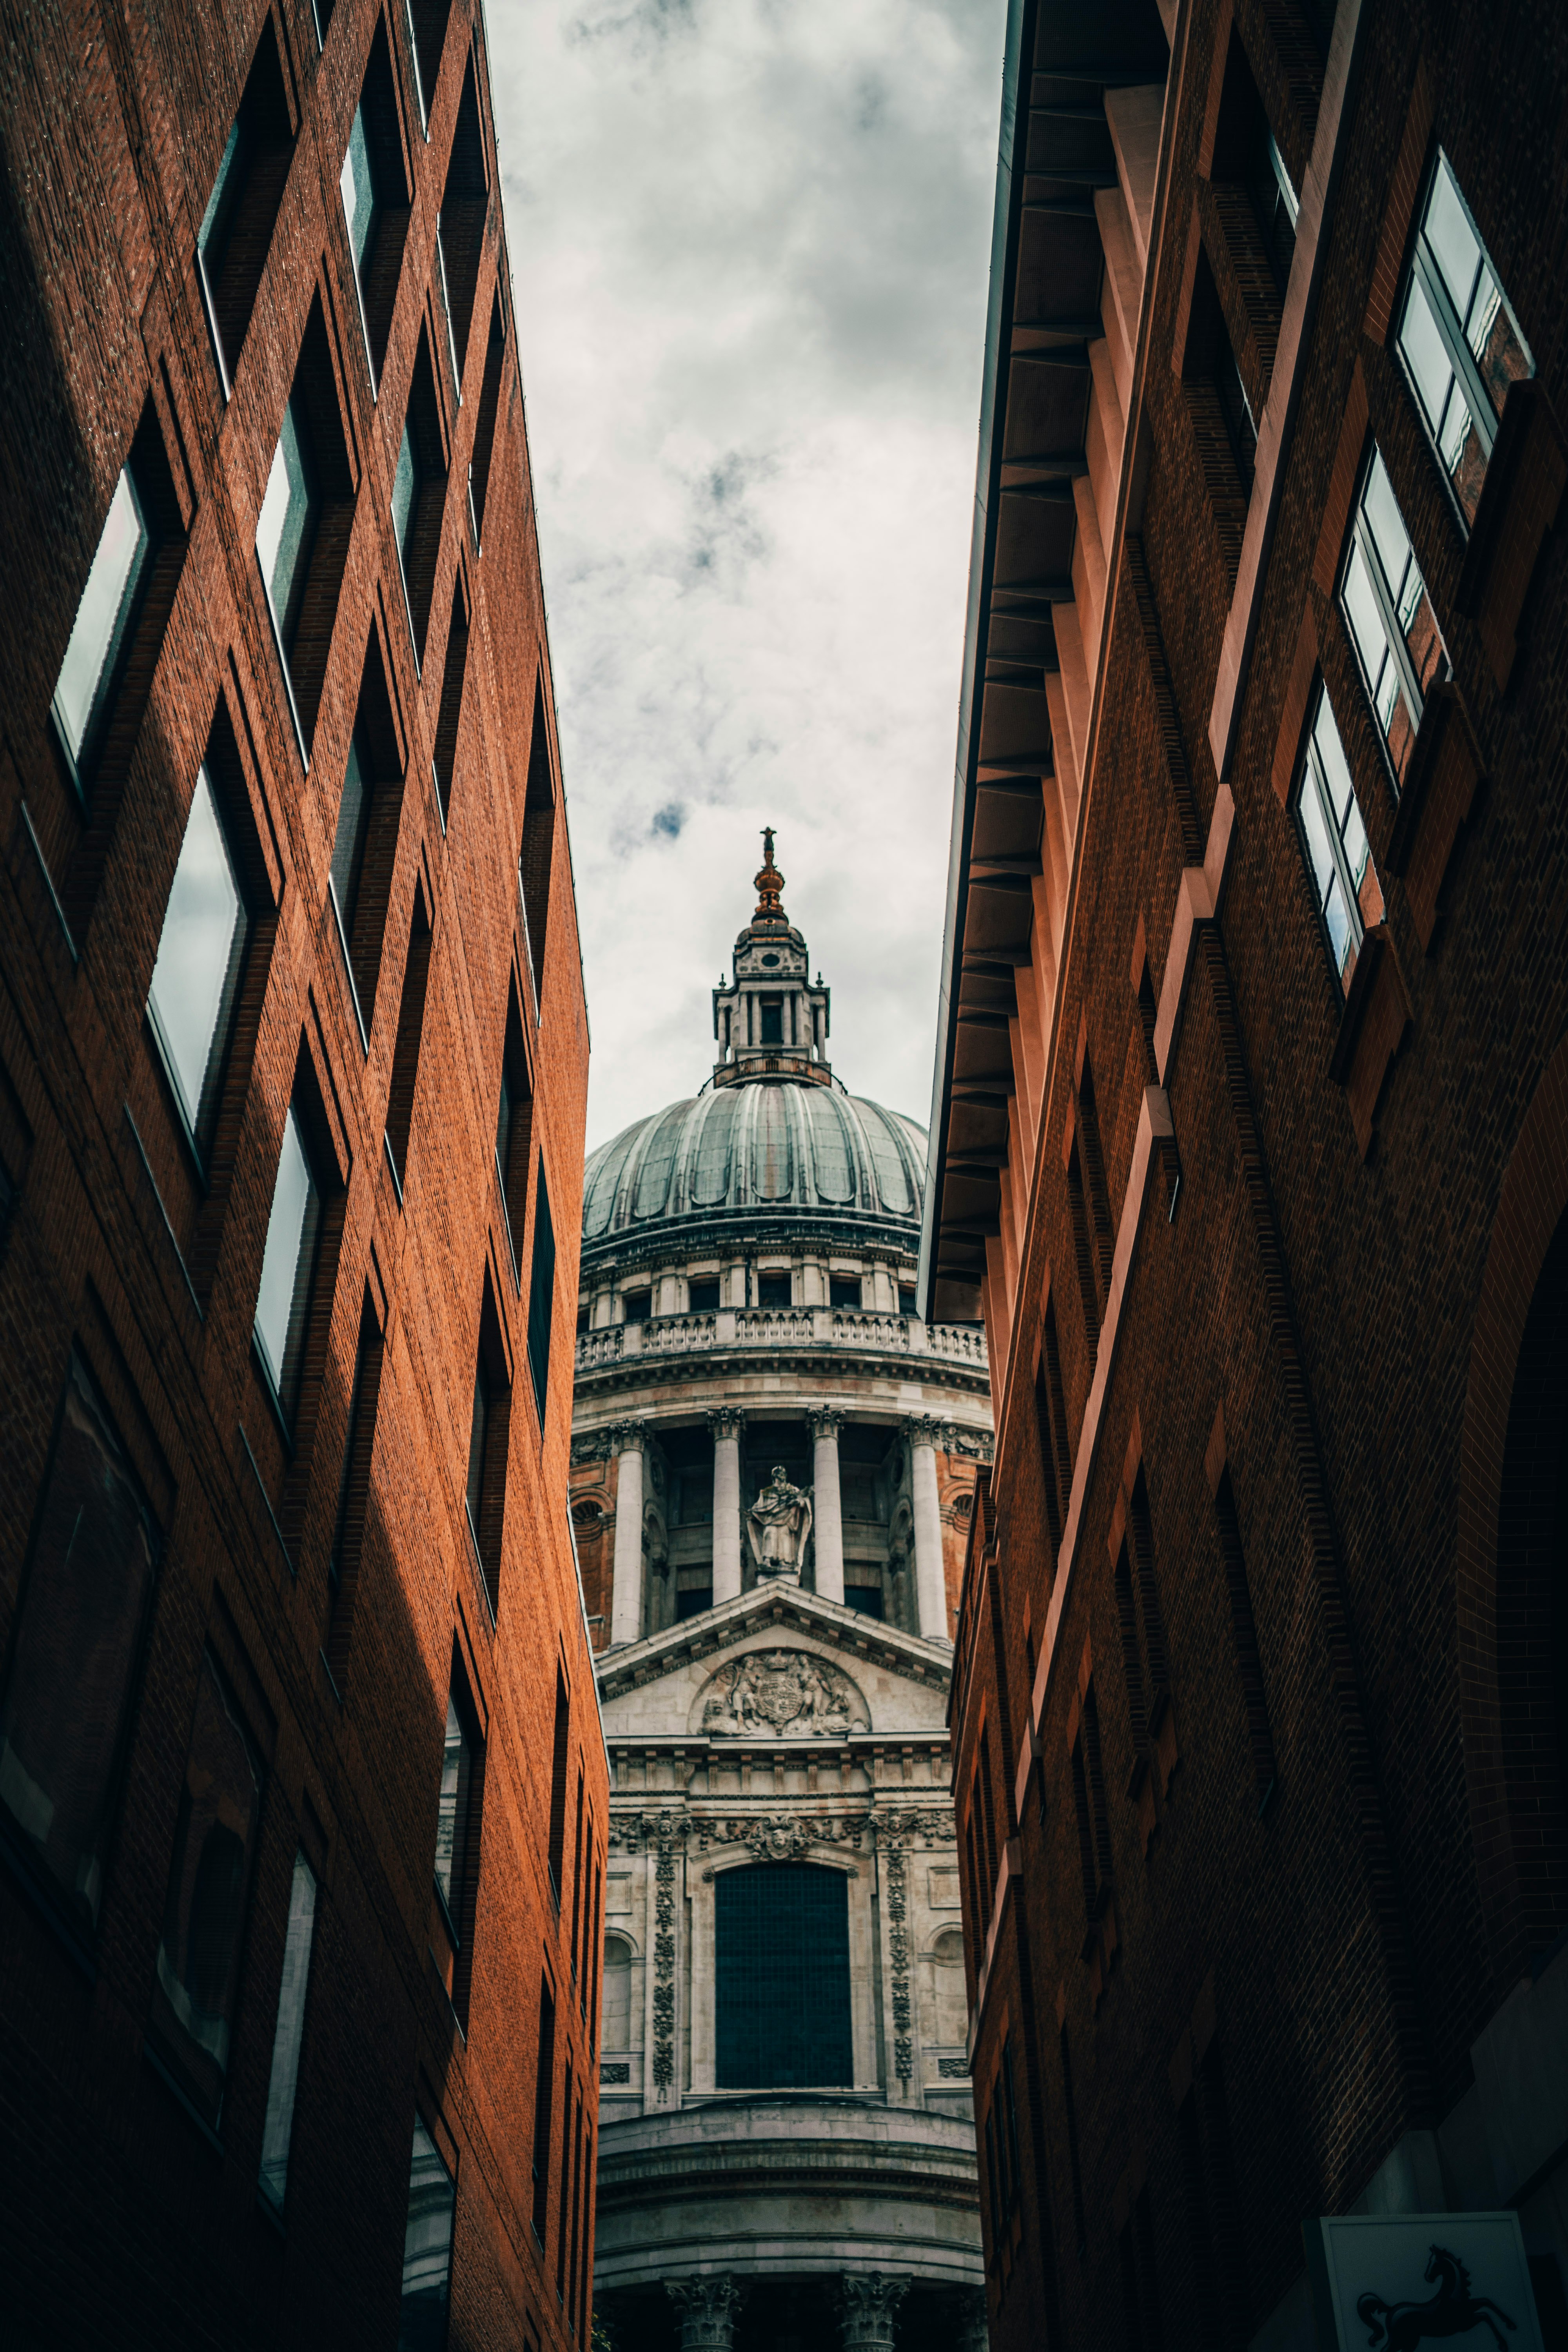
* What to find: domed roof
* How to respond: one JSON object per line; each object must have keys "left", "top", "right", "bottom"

{"left": 582, "top": 1081, "right": 926, "bottom": 1256}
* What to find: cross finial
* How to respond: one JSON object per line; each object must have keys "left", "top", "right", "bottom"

{"left": 752, "top": 827, "right": 785, "bottom": 920}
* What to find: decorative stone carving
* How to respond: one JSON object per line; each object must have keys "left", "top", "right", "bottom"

{"left": 937, "top": 2056, "right": 970, "bottom": 2078}
{"left": 806, "top": 1405, "right": 844, "bottom": 1439}
{"left": 667, "top": 2276, "right": 742, "bottom": 2350}
{"left": 693, "top": 1650, "right": 868, "bottom": 1738}
{"left": 746, "top": 1462, "right": 813, "bottom": 1581}
{"left": 608, "top": 1419, "right": 647, "bottom": 1455}
{"left": 707, "top": 1405, "right": 746, "bottom": 1440}
{"left": 652, "top": 1844, "right": 677, "bottom": 2098}
{"left": 608, "top": 1810, "right": 691, "bottom": 1853}
{"left": 838, "top": 2273, "right": 909, "bottom": 2351}
{"left": 954, "top": 2285, "right": 989, "bottom": 2351}
{"left": 600, "top": 2060, "right": 631, "bottom": 2083}
{"left": 699, "top": 1812, "right": 868, "bottom": 1865}
{"left": 884, "top": 1844, "right": 913, "bottom": 2081}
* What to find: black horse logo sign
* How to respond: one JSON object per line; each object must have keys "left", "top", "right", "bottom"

{"left": 1358, "top": 2245, "right": 1519, "bottom": 2352}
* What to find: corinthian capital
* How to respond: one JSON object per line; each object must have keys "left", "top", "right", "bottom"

{"left": 667, "top": 2276, "right": 742, "bottom": 2349}
{"left": 906, "top": 1414, "right": 945, "bottom": 1450}
{"left": 607, "top": 1419, "right": 646, "bottom": 1455}
{"left": 838, "top": 2274, "right": 909, "bottom": 2351}
{"left": 707, "top": 1406, "right": 745, "bottom": 1441}
{"left": 807, "top": 1406, "right": 844, "bottom": 1441}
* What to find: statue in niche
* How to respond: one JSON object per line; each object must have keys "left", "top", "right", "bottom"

{"left": 746, "top": 1463, "right": 813, "bottom": 1583}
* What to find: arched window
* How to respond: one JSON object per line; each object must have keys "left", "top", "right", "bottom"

{"left": 602, "top": 1932, "right": 633, "bottom": 2048}
{"left": 715, "top": 1863, "right": 852, "bottom": 2088}
{"left": 930, "top": 1926, "right": 968, "bottom": 2047}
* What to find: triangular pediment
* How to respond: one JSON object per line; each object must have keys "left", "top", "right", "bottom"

{"left": 595, "top": 1586, "right": 951, "bottom": 1744}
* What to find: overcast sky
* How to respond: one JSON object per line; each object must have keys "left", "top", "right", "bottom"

{"left": 485, "top": 0, "right": 1008, "bottom": 1154}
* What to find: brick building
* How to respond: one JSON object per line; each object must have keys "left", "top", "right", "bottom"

{"left": 920, "top": 1, "right": 1568, "bottom": 2349}
{"left": 0, "top": 3, "right": 604, "bottom": 2347}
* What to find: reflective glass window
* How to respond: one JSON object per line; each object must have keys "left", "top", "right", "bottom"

{"left": 147, "top": 764, "right": 248, "bottom": 1147}
{"left": 254, "top": 1105, "right": 322, "bottom": 1414}
{"left": 51, "top": 467, "right": 151, "bottom": 779}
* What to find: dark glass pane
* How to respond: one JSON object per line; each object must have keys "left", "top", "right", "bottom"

{"left": 844, "top": 1584, "right": 884, "bottom": 1621}
{"left": 715, "top": 1863, "right": 852, "bottom": 2087}
{"left": 527, "top": 1167, "right": 556, "bottom": 1415}
{"left": 398, "top": 2112, "right": 455, "bottom": 2352}
{"left": 688, "top": 1278, "right": 720, "bottom": 1312}
{"left": 147, "top": 763, "right": 248, "bottom": 1144}
{"left": 330, "top": 731, "right": 372, "bottom": 929}
{"left": 0, "top": 1351, "right": 159, "bottom": 1934}
{"left": 674, "top": 1586, "right": 713, "bottom": 1622}
{"left": 434, "top": 1694, "right": 468, "bottom": 1912}
{"left": 759, "top": 998, "right": 783, "bottom": 1044}
{"left": 466, "top": 1360, "right": 489, "bottom": 1529}
{"left": 829, "top": 1276, "right": 862, "bottom": 1309}
{"left": 757, "top": 1274, "right": 791, "bottom": 1309}
{"left": 149, "top": 1648, "right": 263, "bottom": 2123}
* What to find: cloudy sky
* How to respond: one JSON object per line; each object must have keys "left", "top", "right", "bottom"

{"left": 485, "top": 0, "right": 1008, "bottom": 1153}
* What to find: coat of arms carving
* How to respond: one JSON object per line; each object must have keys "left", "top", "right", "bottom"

{"left": 693, "top": 1649, "right": 869, "bottom": 1738}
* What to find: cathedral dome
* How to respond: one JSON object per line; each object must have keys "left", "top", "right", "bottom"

{"left": 581, "top": 1081, "right": 926, "bottom": 1255}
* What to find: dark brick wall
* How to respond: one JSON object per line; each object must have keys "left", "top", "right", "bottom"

{"left": 0, "top": 3, "right": 603, "bottom": 2347}
{"left": 954, "top": 1, "right": 1568, "bottom": 2347}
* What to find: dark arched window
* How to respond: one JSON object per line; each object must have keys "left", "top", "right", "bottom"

{"left": 715, "top": 1863, "right": 852, "bottom": 2088}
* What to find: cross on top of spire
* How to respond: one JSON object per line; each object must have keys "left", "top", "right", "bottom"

{"left": 753, "top": 827, "right": 786, "bottom": 921}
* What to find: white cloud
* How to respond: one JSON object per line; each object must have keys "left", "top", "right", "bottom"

{"left": 486, "top": 0, "right": 1007, "bottom": 1150}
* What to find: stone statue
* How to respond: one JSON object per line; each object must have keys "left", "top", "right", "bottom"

{"left": 746, "top": 1463, "right": 813, "bottom": 1582}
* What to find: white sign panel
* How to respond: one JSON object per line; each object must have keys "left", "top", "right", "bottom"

{"left": 1305, "top": 2213, "right": 1545, "bottom": 2352}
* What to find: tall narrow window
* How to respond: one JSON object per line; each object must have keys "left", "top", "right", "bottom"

{"left": 391, "top": 333, "right": 447, "bottom": 669}
{"left": 546, "top": 1671, "right": 570, "bottom": 1901}
{"left": 333, "top": 641, "right": 405, "bottom": 1034}
{"left": 1340, "top": 446, "right": 1445, "bottom": 786}
{"left": 1076, "top": 1058, "right": 1115, "bottom": 1300}
{"left": 328, "top": 728, "right": 374, "bottom": 1036}
{"left": 51, "top": 466, "right": 151, "bottom": 796}
{"left": 494, "top": 996, "right": 533, "bottom": 1278}
{"left": 438, "top": 62, "right": 488, "bottom": 391}
{"left": 587, "top": 1846, "right": 601, "bottom": 2038}
{"left": 1181, "top": 247, "right": 1254, "bottom": 580}
{"left": 527, "top": 1163, "right": 556, "bottom": 1419}
{"left": 339, "top": 26, "right": 412, "bottom": 390}
{"left": 433, "top": 1693, "right": 472, "bottom": 1928}
{"left": 328, "top": 1306, "right": 383, "bottom": 1677}
{"left": 398, "top": 2112, "right": 456, "bottom": 2352}
{"left": 1214, "top": 1470, "right": 1277, "bottom": 1804}
{"left": 148, "top": 1646, "right": 265, "bottom": 2125}
{"left": 570, "top": 1764, "right": 586, "bottom": 1979}
{"left": 256, "top": 304, "right": 358, "bottom": 758}
{"left": 577, "top": 2120, "right": 594, "bottom": 2342}
{"left": 530, "top": 1978, "right": 556, "bottom": 2243}
{"left": 465, "top": 1354, "right": 490, "bottom": 1555}
{"left": 430, "top": 575, "right": 468, "bottom": 825}
{"left": 384, "top": 894, "right": 432, "bottom": 1193}
{"left": 1295, "top": 683, "right": 1381, "bottom": 987}
{"left": 0, "top": 1350, "right": 160, "bottom": 1940}
{"left": 519, "top": 676, "right": 556, "bottom": 1007}
{"left": 468, "top": 294, "right": 506, "bottom": 549}
{"left": 715, "top": 1864, "right": 852, "bottom": 2088}
{"left": 259, "top": 1850, "right": 318, "bottom": 2209}
{"left": 196, "top": 21, "right": 294, "bottom": 398}
{"left": 463, "top": 1289, "right": 511, "bottom": 1616}
{"left": 1399, "top": 152, "right": 1532, "bottom": 526}
{"left": 258, "top": 396, "right": 321, "bottom": 735}
{"left": 254, "top": 1104, "right": 323, "bottom": 1425}
{"left": 1210, "top": 29, "right": 1298, "bottom": 303}
{"left": 1038, "top": 1294, "right": 1074, "bottom": 1556}
{"left": 557, "top": 2058, "right": 575, "bottom": 2294}
{"left": 146, "top": 764, "right": 251, "bottom": 1156}
{"left": 1067, "top": 1138, "right": 1101, "bottom": 1350}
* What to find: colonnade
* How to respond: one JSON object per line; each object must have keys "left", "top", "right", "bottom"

{"left": 604, "top": 1411, "right": 956, "bottom": 1645}
{"left": 664, "top": 2275, "right": 986, "bottom": 2350}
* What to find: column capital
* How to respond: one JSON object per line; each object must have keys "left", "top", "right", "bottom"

{"left": 707, "top": 1406, "right": 746, "bottom": 1441}
{"left": 954, "top": 2285, "right": 989, "bottom": 2352}
{"left": 667, "top": 2276, "right": 741, "bottom": 2350}
{"left": 838, "top": 2273, "right": 910, "bottom": 2352}
{"left": 807, "top": 1405, "right": 844, "bottom": 1441}
{"left": 608, "top": 1419, "right": 647, "bottom": 1456}
{"left": 906, "top": 1413, "right": 948, "bottom": 1451}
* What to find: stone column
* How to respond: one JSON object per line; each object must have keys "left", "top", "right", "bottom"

{"left": 609, "top": 1423, "right": 645, "bottom": 1645}
{"left": 839, "top": 2274, "right": 909, "bottom": 2352}
{"left": 667, "top": 2277, "right": 740, "bottom": 2350}
{"left": 954, "top": 2286, "right": 989, "bottom": 2352}
{"left": 907, "top": 1416, "right": 950, "bottom": 1642}
{"left": 709, "top": 1408, "right": 745, "bottom": 1604}
{"left": 808, "top": 1406, "right": 845, "bottom": 1604}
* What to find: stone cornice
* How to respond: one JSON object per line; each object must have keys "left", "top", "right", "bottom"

{"left": 573, "top": 1342, "right": 991, "bottom": 1405}
{"left": 595, "top": 1584, "right": 953, "bottom": 1702}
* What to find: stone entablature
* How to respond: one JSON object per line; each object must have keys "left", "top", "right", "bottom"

{"left": 575, "top": 1306, "right": 988, "bottom": 1374}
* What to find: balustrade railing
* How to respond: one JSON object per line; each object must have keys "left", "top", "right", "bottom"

{"left": 573, "top": 1305, "right": 987, "bottom": 1373}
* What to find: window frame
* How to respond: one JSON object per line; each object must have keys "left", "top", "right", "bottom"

{"left": 1397, "top": 147, "right": 1534, "bottom": 528}
{"left": 252, "top": 1102, "right": 325, "bottom": 1437}
{"left": 49, "top": 463, "right": 154, "bottom": 805}
{"left": 1293, "top": 679, "right": 1375, "bottom": 987}
{"left": 145, "top": 760, "right": 253, "bottom": 1172}
{"left": 339, "top": 101, "right": 381, "bottom": 394}
{"left": 255, "top": 394, "right": 321, "bottom": 768}
{"left": 1338, "top": 443, "right": 1445, "bottom": 789}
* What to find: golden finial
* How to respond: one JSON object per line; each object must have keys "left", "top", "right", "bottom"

{"left": 753, "top": 826, "right": 786, "bottom": 920}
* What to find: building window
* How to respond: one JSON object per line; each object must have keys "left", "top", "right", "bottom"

{"left": 434, "top": 1692, "right": 472, "bottom": 1931}
{"left": 196, "top": 21, "right": 294, "bottom": 399}
{"left": 340, "top": 25, "right": 411, "bottom": 390}
{"left": 259, "top": 1850, "right": 318, "bottom": 2210}
{"left": 899, "top": 1283, "right": 918, "bottom": 1318}
{"left": 439, "top": 62, "right": 488, "bottom": 392}
{"left": 674, "top": 1583, "right": 713, "bottom": 1622}
{"left": 527, "top": 1164, "right": 556, "bottom": 1419}
{"left": 390, "top": 334, "right": 447, "bottom": 668}
{"left": 622, "top": 1287, "right": 651, "bottom": 1325}
{"left": 829, "top": 1274, "right": 863, "bottom": 1310}
{"left": 1399, "top": 152, "right": 1532, "bottom": 527}
{"left": 430, "top": 574, "right": 468, "bottom": 825}
{"left": 520, "top": 676, "right": 555, "bottom": 1005}
{"left": 715, "top": 1862, "right": 852, "bottom": 2088}
{"left": 602, "top": 1933, "right": 632, "bottom": 2046}
{"left": 1296, "top": 683, "right": 1381, "bottom": 986}
{"left": 530, "top": 1976, "right": 556, "bottom": 2243}
{"left": 51, "top": 464, "right": 152, "bottom": 795}
{"left": 1340, "top": 446, "right": 1445, "bottom": 786}
{"left": 328, "top": 1305, "right": 383, "bottom": 1679}
{"left": 146, "top": 763, "right": 250, "bottom": 1155}
{"left": 546, "top": 1670, "right": 570, "bottom": 1902}
{"left": 844, "top": 1581, "right": 884, "bottom": 1620}
{"left": 397, "top": 2112, "right": 456, "bottom": 2352}
{"left": 494, "top": 1010, "right": 532, "bottom": 1278}
{"left": 0, "top": 1349, "right": 159, "bottom": 1940}
{"left": 148, "top": 1646, "right": 265, "bottom": 2125}
{"left": 469, "top": 294, "right": 506, "bottom": 549}
{"left": 328, "top": 727, "right": 373, "bottom": 1038}
{"left": 689, "top": 1276, "right": 720, "bottom": 1312}
{"left": 384, "top": 892, "right": 433, "bottom": 1192}
{"left": 254, "top": 1102, "right": 323, "bottom": 1426}
{"left": 759, "top": 996, "right": 784, "bottom": 1044}
{"left": 757, "top": 1271, "right": 792, "bottom": 1309}
{"left": 257, "top": 394, "right": 321, "bottom": 743}
{"left": 464, "top": 1304, "right": 511, "bottom": 1616}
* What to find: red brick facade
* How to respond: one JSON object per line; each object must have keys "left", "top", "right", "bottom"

{"left": 927, "top": 2, "right": 1568, "bottom": 2348}
{"left": 0, "top": 3, "right": 603, "bottom": 2346}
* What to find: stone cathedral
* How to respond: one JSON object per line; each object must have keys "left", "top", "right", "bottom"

{"left": 568, "top": 841, "right": 991, "bottom": 2352}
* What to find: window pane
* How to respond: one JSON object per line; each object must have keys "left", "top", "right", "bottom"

{"left": 398, "top": 2115, "right": 456, "bottom": 2352}
{"left": 1362, "top": 452, "right": 1414, "bottom": 605}
{"left": 466, "top": 1360, "right": 489, "bottom": 1527}
{"left": 392, "top": 421, "right": 419, "bottom": 565}
{"left": 434, "top": 1697, "right": 468, "bottom": 1912}
{"left": 198, "top": 118, "right": 246, "bottom": 265}
{"left": 330, "top": 730, "right": 372, "bottom": 925}
{"left": 147, "top": 765, "right": 246, "bottom": 1138}
{"left": 1311, "top": 692, "right": 1357, "bottom": 837}
{"left": 258, "top": 401, "right": 317, "bottom": 647}
{"left": 715, "top": 1863, "right": 852, "bottom": 2087}
{"left": 436, "top": 218, "right": 461, "bottom": 388}
{"left": 53, "top": 468, "right": 150, "bottom": 764}
{"left": 149, "top": 1648, "right": 264, "bottom": 2124}
{"left": 495, "top": 1065, "right": 513, "bottom": 1183}
{"left": 1341, "top": 540, "right": 1395, "bottom": 724}
{"left": 254, "top": 1107, "right": 319, "bottom": 1399}
{"left": 339, "top": 106, "right": 376, "bottom": 277}
{"left": 1400, "top": 276, "right": 1462, "bottom": 454}
{"left": 527, "top": 1168, "right": 556, "bottom": 1415}
{"left": 259, "top": 1851, "right": 318, "bottom": 2208}
{"left": 1426, "top": 156, "right": 1482, "bottom": 328}
{"left": 0, "top": 1351, "right": 158, "bottom": 1934}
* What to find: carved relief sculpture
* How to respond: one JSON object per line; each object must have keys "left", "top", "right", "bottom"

{"left": 697, "top": 1650, "right": 869, "bottom": 1738}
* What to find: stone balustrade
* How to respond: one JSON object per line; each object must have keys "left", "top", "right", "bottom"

{"left": 575, "top": 1306, "right": 987, "bottom": 1375}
